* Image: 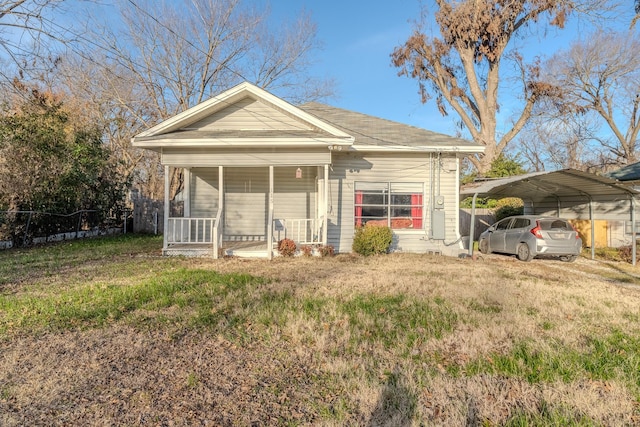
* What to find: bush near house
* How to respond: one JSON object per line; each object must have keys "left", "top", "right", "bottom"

{"left": 277, "top": 238, "right": 297, "bottom": 257}
{"left": 352, "top": 224, "right": 393, "bottom": 256}
{"left": 493, "top": 197, "right": 524, "bottom": 221}
{"left": 0, "top": 86, "right": 128, "bottom": 245}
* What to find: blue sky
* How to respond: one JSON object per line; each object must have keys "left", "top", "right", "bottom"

{"left": 269, "top": 0, "right": 443, "bottom": 131}
{"left": 267, "top": 1, "right": 635, "bottom": 137}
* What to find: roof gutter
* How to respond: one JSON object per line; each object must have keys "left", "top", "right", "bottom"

{"left": 348, "top": 145, "right": 485, "bottom": 153}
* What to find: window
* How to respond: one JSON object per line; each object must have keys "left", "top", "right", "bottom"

{"left": 512, "top": 218, "right": 530, "bottom": 229}
{"left": 540, "top": 219, "right": 572, "bottom": 231}
{"left": 495, "top": 219, "right": 511, "bottom": 230}
{"left": 354, "top": 182, "right": 424, "bottom": 229}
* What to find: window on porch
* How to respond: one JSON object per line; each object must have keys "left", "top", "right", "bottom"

{"left": 354, "top": 182, "right": 424, "bottom": 229}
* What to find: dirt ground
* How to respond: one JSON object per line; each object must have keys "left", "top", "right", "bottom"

{"left": 1, "top": 251, "right": 639, "bottom": 426}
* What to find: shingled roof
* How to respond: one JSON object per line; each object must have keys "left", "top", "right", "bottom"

{"left": 300, "top": 102, "right": 481, "bottom": 151}
{"left": 606, "top": 161, "right": 640, "bottom": 182}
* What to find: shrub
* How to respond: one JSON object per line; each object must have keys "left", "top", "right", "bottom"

{"left": 318, "top": 244, "right": 335, "bottom": 257}
{"left": 300, "top": 245, "right": 313, "bottom": 257}
{"left": 277, "top": 238, "right": 297, "bottom": 257}
{"left": 494, "top": 197, "right": 524, "bottom": 221}
{"left": 352, "top": 224, "right": 393, "bottom": 256}
{"left": 615, "top": 244, "right": 640, "bottom": 263}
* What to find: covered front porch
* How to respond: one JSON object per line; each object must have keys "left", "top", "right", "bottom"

{"left": 162, "top": 164, "right": 330, "bottom": 258}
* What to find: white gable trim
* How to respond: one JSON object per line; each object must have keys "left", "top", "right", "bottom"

{"left": 133, "top": 82, "right": 354, "bottom": 142}
{"left": 133, "top": 137, "right": 352, "bottom": 149}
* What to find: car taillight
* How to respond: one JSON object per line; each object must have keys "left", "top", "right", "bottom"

{"left": 570, "top": 223, "right": 580, "bottom": 239}
{"left": 530, "top": 221, "right": 543, "bottom": 239}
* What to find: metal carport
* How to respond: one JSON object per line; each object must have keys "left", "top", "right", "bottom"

{"left": 460, "top": 169, "right": 640, "bottom": 265}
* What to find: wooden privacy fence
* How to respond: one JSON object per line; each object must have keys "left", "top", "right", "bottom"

{"left": 132, "top": 198, "right": 183, "bottom": 234}
{"left": 459, "top": 209, "right": 495, "bottom": 241}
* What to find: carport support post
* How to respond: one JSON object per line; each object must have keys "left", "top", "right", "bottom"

{"left": 468, "top": 192, "right": 479, "bottom": 257}
{"left": 632, "top": 196, "right": 637, "bottom": 266}
{"left": 589, "top": 200, "right": 595, "bottom": 261}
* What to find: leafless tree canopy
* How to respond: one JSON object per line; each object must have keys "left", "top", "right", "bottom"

{"left": 391, "top": 0, "right": 608, "bottom": 176}
{"left": 0, "top": 1, "right": 69, "bottom": 74}
{"left": 544, "top": 30, "right": 640, "bottom": 166}
{"left": 51, "top": 0, "right": 332, "bottom": 199}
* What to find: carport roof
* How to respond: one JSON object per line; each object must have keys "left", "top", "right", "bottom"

{"left": 459, "top": 169, "right": 639, "bottom": 201}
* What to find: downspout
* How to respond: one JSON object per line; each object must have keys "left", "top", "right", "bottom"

{"left": 468, "top": 192, "right": 479, "bottom": 257}
{"left": 429, "top": 153, "right": 434, "bottom": 239}
{"left": 454, "top": 157, "right": 462, "bottom": 247}
{"left": 324, "top": 164, "right": 329, "bottom": 245}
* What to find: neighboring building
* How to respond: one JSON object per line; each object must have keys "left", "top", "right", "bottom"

{"left": 132, "top": 82, "right": 483, "bottom": 258}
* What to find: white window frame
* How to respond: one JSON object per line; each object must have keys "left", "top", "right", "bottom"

{"left": 354, "top": 181, "right": 425, "bottom": 230}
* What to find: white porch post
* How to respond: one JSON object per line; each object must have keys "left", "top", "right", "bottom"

{"left": 267, "top": 166, "right": 274, "bottom": 259}
{"left": 163, "top": 165, "right": 170, "bottom": 254}
{"left": 183, "top": 168, "right": 191, "bottom": 217}
{"left": 324, "top": 164, "right": 329, "bottom": 245}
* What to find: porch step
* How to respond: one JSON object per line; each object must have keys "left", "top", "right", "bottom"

{"left": 163, "top": 248, "right": 214, "bottom": 257}
{"left": 223, "top": 249, "right": 274, "bottom": 259}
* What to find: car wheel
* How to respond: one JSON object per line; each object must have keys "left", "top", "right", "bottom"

{"left": 560, "top": 255, "right": 577, "bottom": 262}
{"left": 516, "top": 243, "right": 534, "bottom": 262}
{"left": 479, "top": 239, "right": 490, "bottom": 254}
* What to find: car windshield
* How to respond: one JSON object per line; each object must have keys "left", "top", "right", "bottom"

{"left": 539, "top": 219, "right": 572, "bottom": 231}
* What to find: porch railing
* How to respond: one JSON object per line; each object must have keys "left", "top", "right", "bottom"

{"left": 274, "top": 218, "right": 323, "bottom": 245}
{"left": 167, "top": 217, "right": 216, "bottom": 245}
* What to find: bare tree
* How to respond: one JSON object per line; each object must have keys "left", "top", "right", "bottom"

{"left": 0, "top": 1, "right": 73, "bottom": 76}
{"left": 57, "top": 0, "right": 331, "bottom": 199}
{"left": 392, "top": 0, "right": 608, "bottom": 176}
{"left": 515, "top": 110, "right": 603, "bottom": 172}
{"left": 546, "top": 30, "right": 640, "bottom": 166}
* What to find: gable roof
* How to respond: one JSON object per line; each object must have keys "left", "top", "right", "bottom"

{"left": 132, "top": 82, "right": 354, "bottom": 149}
{"left": 132, "top": 81, "right": 482, "bottom": 154}
{"left": 300, "top": 102, "right": 482, "bottom": 153}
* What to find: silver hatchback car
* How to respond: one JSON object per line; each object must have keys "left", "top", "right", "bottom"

{"left": 478, "top": 216, "right": 583, "bottom": 262}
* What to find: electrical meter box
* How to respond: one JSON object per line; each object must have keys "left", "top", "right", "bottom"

{"left": 431, "top": 210, "right": 446, "bottom": 240}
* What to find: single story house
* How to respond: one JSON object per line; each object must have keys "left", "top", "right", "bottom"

{"left": 132, "top": 82, "right": 483, "bottom": 258}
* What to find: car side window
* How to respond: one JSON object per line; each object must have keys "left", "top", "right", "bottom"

{"left": 512, "top": 218, "right": 530, "bottom": 229}
{"left": 495, "top": 219, "right": 511, "bottom": 230}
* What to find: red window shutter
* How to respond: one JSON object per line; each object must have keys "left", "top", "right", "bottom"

{"left": 411, "top": 194, "right": 423, "bottom": 228}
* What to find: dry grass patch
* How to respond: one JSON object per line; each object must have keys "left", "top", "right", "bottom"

{"left": 1, "top": 236, "right": 640, "bottom": 425}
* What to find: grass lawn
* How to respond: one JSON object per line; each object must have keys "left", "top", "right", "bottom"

{"left": 1, "top": 234, "right": 639, "bottom": 426}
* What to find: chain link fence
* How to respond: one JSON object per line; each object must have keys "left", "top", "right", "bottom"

{"left": 0, "top": 209, "right": 129, "bottom": 249}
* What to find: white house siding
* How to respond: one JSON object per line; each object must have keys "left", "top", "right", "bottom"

{"left": 162, "top": 148, "right": 330, "bottom": 167}
{"left": 190, "top": 168, "right": 219, "bottom": 217}
{"left": 186, "top": 97, "right": 311, "bottom": 131}
{"left": 327, "top": 152, "right": 461, "bottom": 254}
{"left": 224, "top": 167, "right": 269, "bottom": 240}
{"left": 273, "top": 166, "right": 318, "bottom": 242}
